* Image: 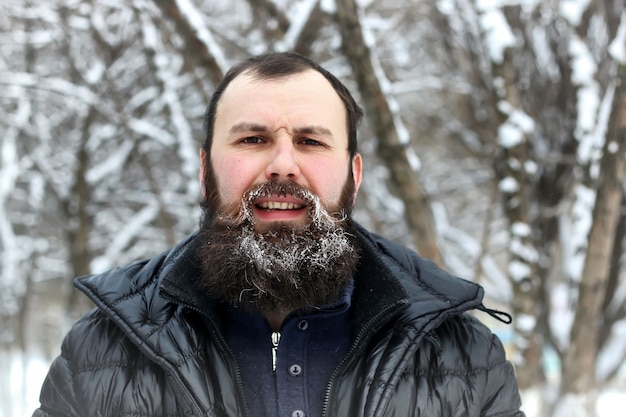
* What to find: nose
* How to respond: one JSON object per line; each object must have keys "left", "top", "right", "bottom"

{"left": 265, "top": 138, "right": 301, "bottom": 181}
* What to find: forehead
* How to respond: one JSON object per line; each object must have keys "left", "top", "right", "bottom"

{"left": 214, "top": 69, "right": 347, "bottom": 131}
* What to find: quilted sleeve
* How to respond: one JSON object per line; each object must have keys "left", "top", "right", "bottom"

{"left": 32, "top": 352, "right": 80, "bottom": 417}
{"left": 478, "top": 329, "right": 526, "bottom": 417}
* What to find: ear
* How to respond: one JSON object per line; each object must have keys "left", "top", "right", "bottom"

{"left": 351, "top": 153, "right": 363, "bottom": 202}
{"left": 199, "top": 148, "right": 207, "bottom": 197}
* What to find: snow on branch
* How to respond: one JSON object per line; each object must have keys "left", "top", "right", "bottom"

{"left": 496, "top": 101, "right": 535, "bottom": 149}
{"left": 596, "top": 320, "right": 626, "bottom": 382}
{"left": 475, "top": 0, "right": 516, "bottom": 64}
{"left": 569, "top": 36, "right": 602, "bottom": 159}
{"left": 126, "top": 118, "right": 176, "bottom": 146}
{"left": 360, "top": 6, "right": 420, "bottom": 171}
{"left": 562, "top": 183, "right": 595, "bottom": 282}
{"left": 173, "top": 0, "right": 228, "bottom": 72}
{"left": 276, "top": 0, "right": 319, "bottom": 51}
{"left": 0, "top": 72, "right": 98, "bottom": 106}
{"left": 89, "top": 201, "right": 161, "bottom": 273}
{"left": 136, "top": 5, "right": 199, "bottom": 183}
{"left": 559, "top": 0, "right": 593, "bottom": 26}
{"left": 608, "top": 10, "right": 626, "bottom": 63}
{"left": 0, "top": 95, "right": 31, "bottom": 288}
{"left": 0, "top": 71, "right": 119, "bottom": 124}
{"left": 85, "top": 141, "right": 135, "bottom": 185}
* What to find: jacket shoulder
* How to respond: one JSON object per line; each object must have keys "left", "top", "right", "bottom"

{"left": 430, "top": 313, "right": 509, "bottom": 369}
{"left": 36, "top": 307, "right": 197, "bottom": 417}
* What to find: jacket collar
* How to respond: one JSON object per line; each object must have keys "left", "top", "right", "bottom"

{"left": 158, "top": 223, "right": 485, "bottom": 337}
{"left": 349, "top": 222, "right": 484, "bottom": 344}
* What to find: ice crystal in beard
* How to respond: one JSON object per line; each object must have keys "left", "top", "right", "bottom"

{"left": 236, "top": 184, "right": 353, "bottom": 278}
{"left": 198, "top": 180, "right": 359, "bottom": 314}
{"left": 238, "top": 220, "right": 354, "bottom": 278}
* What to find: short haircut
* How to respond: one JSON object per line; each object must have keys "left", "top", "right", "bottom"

{"left": 202, "top": 52, "right": 362, "bottom": 158}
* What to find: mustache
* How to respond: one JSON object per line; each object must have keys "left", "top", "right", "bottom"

{"left": 216, "top": 180, "right": 346, "bottom": 228}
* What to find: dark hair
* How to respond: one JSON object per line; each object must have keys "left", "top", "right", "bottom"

{"left": 202, "top": 52, "right": 362, "bottom": 158}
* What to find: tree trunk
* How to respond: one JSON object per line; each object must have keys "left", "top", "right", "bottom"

{"left": 560, "top": 61, "right": 626, "bottom": 412}
{"left": 335, "top": 0, "right": 443, "bottom": 265}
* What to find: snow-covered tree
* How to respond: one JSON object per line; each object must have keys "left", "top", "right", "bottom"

{"left": 1, "top": 1, "right": 624, "bottom": 416}
{"left": 434, "top": 0, "right": 626, "bottom": 414}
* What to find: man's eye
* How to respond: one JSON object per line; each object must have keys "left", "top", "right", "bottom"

{"left": 241, "top": 136, "right": 264, "bottom": 144}
{"left": 300, "top": 138, "right": 322, "bottom": 146}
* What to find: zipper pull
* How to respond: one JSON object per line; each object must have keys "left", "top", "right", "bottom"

{"left": 271, "top": 331, "right": 281, "bottom": 372}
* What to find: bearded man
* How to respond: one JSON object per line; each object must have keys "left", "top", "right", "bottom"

{"left": 34, "top": 52, "right": 525, "bottom": 417}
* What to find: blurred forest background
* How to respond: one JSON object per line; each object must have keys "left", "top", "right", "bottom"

{"left": 1, "top": 0, "right": 625, "bottom": 416}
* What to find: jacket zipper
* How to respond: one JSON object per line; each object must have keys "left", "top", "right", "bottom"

{"left": 321, "top": 299, "right": 409, "bottom": 417}
{"left": 323, "top": 301, "right": 482, "bottom": 417}
{"left": 161, "top": 294, "right": 252, "bottom": 417}
{"left": 78, "top": 283, "right": 214, "bottom": 417}
{"left": 271, "top": 331, "right": 281, "bottom": 372}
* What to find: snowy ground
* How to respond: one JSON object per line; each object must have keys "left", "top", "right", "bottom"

{"left": 521, "top": 387, "right": 626, "bottom": 417}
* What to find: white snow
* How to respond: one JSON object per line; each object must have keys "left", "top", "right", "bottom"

{"left": 135, "top": 8, "right": 200, "bottom": 182}
{"left": 516, "top": 313, "right": 537, "bottom": 333}
{"left": 359, "top": 5, "right": 420, "bottom": 172}
{"left": 85, "top": 141, "right": 135, "bottom": 185}
{"left": 509, "top": 238, "right": 538, "bottom": 263}
{"left": 498, "top": 176, "right": 520, "bottom": 193}
{"left": 6, "top": 355, "right": 49, "bottom": 417}
{"left": 551, "top": 391, "right": 626, "bottom": 417}
{"left": 562, "top": 184, "right": 595, "bottom": 282}
{"left": 596, "top": 320, "right": 626, "bottom": 382}
{"left": 476, "top": 0, "right": 516, "bottom": 64}
{"left": 174, "top": 0, "right": 227, "bottom": 72}
{"left": 0, "top": 72, "right": 99, "bottom": 106}
{"left": 511, "top": 222, "right": 531, "bottom": 237}
{"left": 320, "top": 0, "right": 336, "bottom": 13}
{"left": 126, "top": 118, "right": 176, "bottom": 146}
{"left": 497, "top": 102, "right": 534, "bottom": 148}
{"left": 559, "top": 0, "right": 593, "bottom": 26}
{"left": 84, "top": 60, "right": 105, "bottom": 85}
{"left": 531, "top": 25, "right": 560, "bottom": 79}
{"left": 608, "top": 11, "right": 626, "bottom": 62}
{"left": 90, "top": 202, "right": 161, "bottom": 273}
{"left": 276, "top": 0, "right": 318, "bottom": 51}
{"left": 3, "top": 2, "right": 626, "bottom": 417}
{"left": 0, "top": 94, "right": 30, "bottom": 288}
{"left": 549, "top": 283, "right": 574, "bottom": 349}
{"left": 508, "top": 259, "right": 532, "bottom": 282}
{"left": 498, "top": 123, "right": 524, "bottom": 148}
{"left": 568, "top": 34, "right": 614, "bottom": 169}
{"left": 597, "top": 390, "right": 626, "bottom": 417}
{"left": 524, "top": 160, "right": 538, "bottom": 175}
{"left": 552, "top": 393, "right": 593, "bottom": 417}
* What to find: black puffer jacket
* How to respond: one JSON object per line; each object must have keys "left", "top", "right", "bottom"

{"left": 34, "top": 224, "right": 525, "bottom": 417}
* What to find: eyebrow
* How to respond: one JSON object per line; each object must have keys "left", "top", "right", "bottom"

{"left": 295, "top": 125, "right": 333, "bottom": 138}
{"left": 229, "top": 122, "right": 333, "bottom": 138}
{"left": 229, "top": 122, "right": 267, "bottom": 133}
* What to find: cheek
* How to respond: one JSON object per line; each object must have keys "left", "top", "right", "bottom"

{"left": 212, "top": 157, "right": 255, "bottom": 202}
{"left": 303, "top": 161, "right": 349, "bottom": 202}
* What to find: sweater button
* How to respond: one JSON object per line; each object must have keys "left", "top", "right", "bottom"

{"left": 289, "top": 364, "right": 302, "bottom": 376}
{"left": 292, "top": 410, "right": 305, "bottom": 417}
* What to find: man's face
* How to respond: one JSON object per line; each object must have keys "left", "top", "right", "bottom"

{"left": 202, "top": 69, "right": 362, "bottom": 230}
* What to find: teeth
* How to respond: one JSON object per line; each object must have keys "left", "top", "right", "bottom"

{"left": 259, "top": 201, "right": 304, "bottom": 210}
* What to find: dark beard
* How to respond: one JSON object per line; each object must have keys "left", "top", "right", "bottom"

{"left": 197, "top": 178, "right": 359, "bottom": 315}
